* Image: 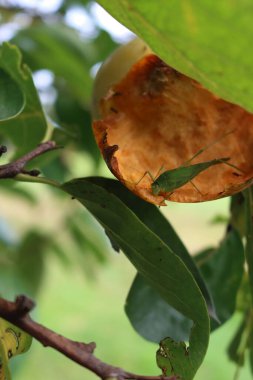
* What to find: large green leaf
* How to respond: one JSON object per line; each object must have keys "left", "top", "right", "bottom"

{"left": 126, "top": 228, "right": 244, "bottom": 344}
{"left": 0, "top": 318, "right": 32, "bottom": 380}
{"left": 87, "top": 178, "right": 212, "bottom": 344}
{"left": 89, "top": 178, "right": 214, "bottom": 344}
{"left": 62, "top": 177, "right": 210, "bottom": 379}
{"left": 0, "top": 43, "right": 47, "bottom": 154}
{"left": 92, "top": 177, "right": 215, "bottom": 317}
{"left": 98, "top": 1, "right": 253, "bottom": 113}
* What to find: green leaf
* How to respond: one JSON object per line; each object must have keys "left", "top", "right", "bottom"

{"left": 126, "top": 274, "right": 192, "bottom": 343}
{"left": 0, "top": 69, "right": 24, "bottom": 120}
{"left": 227, "top": 314, "right": 247, "bottom": 367}
{"left": 157, "top": 337, "right": 193, "bottom": 379}
{"left": 0, "top": 230, "right": 46, "bottom": 299}
{"left": 15, "top": 231, "right": 46, "bottom": 297}
{"left": 98, "top": 0, "right": 253, "bottom": 113}
{"left": 126, "top": 228, "right": 244, "bottom": 345}
{"left": 96, "top": 178, "right": 213, "bottom": 343}
{"left": 62, "top": 177, "right": 210, "bottom": 380}
{"left": 92, "top": 177, "right": 215, "bottom": 318}
{"left": 249, "top": 321, "right": 253, "bottom": 375}
{"left": 230, "top": 193, "right": 246, "bottom": 237}
{"left": 0, "top": 318, "right": 32, "bottom": 380}
{"left": 243, "top": 188, "right": 253, "bottom": 301}
{"left": 195, "top": 228, "right": 245, "bottom": 328}
{"left": 0, "top": 43, "right": 47, "bottom": 154}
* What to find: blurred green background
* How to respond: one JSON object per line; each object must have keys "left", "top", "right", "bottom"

{"left": 2, "top": 182, "right": 251, "bottom": 380}
{"left": 0, "top": 1, "right": 251, "bottom": 379}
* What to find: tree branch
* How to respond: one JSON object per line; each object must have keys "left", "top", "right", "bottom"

{"left": 0, "top": 295, "right": 177, "bottom": 380}
{"left": 0, "top": 141, "right": 60, "bottom": 182}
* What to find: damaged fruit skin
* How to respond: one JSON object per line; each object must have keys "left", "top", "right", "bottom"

{"left": 92, "top": 38, "right": 152, "bottom": 119}
{"left": 93, "top": 40, "right": 253, "bottom": 206}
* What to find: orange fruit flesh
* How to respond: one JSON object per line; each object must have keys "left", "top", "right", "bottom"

{"left": 93, "top": 54, "right": 253, "bottom": 205}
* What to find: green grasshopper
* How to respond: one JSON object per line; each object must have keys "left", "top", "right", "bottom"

{"left": 137, "top": 129, "right": 242, "bottom": 197}
{"left": 151, "top": 156, "right": 233, "bottom": 195}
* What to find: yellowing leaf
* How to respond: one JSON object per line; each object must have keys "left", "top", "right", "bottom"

{"left": 0, "top": 318, "right": 32, "bottom": 380}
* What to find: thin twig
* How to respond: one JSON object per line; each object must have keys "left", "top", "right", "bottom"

{"left": 0, "top": 295, "right": 177, "bottom": 380}
{"left": 0, "top": 141, "right": 59, "bottom": 180}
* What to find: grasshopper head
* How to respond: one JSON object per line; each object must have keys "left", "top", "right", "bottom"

{"left": 151, "top": 181, "right": 160, "bottom": 195}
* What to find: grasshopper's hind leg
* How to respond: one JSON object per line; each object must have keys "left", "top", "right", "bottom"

{"left": 190, "top": 180, "right": 203, "bottom": 195}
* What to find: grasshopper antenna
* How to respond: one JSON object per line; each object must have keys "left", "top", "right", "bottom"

{"left": 184, "top": 128, "right": 236, "bottom": 165}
